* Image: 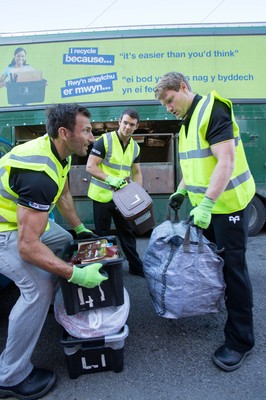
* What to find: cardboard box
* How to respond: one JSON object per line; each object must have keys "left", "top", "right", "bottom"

{"left": 60, "top": 236, "right": 125, "bottom": 315}
{"left": 60, "top": 324, "right": 129, "bottom": 379}
{"left": 14, "top": 71, "right": 43, "bottom": 82}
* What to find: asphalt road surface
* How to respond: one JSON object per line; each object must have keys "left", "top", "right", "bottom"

{"left": 1, "top": 226, "right": 266, "bottom": 400}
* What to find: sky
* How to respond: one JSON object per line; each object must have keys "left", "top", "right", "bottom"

{"left": 1, "top": 0, "right": 265, "bottom": 34}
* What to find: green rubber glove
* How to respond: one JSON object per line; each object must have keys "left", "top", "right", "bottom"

{"left": 68, "top": 263, "right": 108, "bottom": 288}
{"left": 105, "top": 176, "right": 126, "bottom": 188}
{"left": 74, "top": 223, "right": 98, "bottom": 239}
{"left": 169, "top": 188, "right": 187, "bottom": 210}
{"left": 190, "top": 197, "right": 215, "bottom": 229}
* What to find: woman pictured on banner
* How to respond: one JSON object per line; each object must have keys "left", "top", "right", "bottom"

{"left": 0, "top": 47, "right": 35, "bottom": 88}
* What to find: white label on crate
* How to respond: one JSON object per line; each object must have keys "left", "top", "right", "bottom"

{"left": 101, "top": 354, "right": 106, "bottom": 367}
{"left": 135, "top": 211, "right": 151, "bottom": 225}
{"left": 99, "top": 285, "right": 105, "bottom": 301}
{"left": 85, "top": 296, "right": 94, "bottom": 307}
{"left": 81, "top": 354, "right": 107, "bottom": 370}
{"left": 81, "top": 357, "right": 99, "bottom": 370}
{"left": 77, "top": 288, "right": 85, "bottom": 305}
{"left": 78, "top": 287, "right": 107, "bottom": 307}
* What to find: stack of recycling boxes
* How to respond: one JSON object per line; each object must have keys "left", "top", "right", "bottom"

{"left": 59, "top": 235, "right": 129, "bottom": 379}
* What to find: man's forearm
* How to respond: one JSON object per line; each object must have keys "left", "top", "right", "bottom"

{"left": 205, "top": 161, "right": 234, "bottom": 201}
{"left": 56, "top": 191, "right": 81, "bottom": 228}
{"left": 133, "top": 174, "right": 142, "bottom": 186}
{"left": 178, "top": 178, "right": 186, "bottom": 190}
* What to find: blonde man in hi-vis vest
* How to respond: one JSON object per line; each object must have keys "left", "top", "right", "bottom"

{"left": 155, "top": 72, "right": 255, "bottom": 372}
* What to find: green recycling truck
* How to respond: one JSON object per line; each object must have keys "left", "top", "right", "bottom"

{"left": 0, "top": 22, "right": 265, "bottom": 235}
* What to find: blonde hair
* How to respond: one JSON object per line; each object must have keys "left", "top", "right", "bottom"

{"left": 154, "top": 72, "right": 192, "bottom": 100}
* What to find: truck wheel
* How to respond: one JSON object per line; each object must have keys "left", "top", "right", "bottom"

{"left": 248, "top": 196, "right": 266, "bottom": 236}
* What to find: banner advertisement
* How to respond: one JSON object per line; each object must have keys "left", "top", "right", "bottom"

{"left": 0, "top": 34, "right": 265, "bottom": 108}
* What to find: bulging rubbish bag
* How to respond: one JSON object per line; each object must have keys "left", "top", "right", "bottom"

{"left": 143, "top": 218, "right": 225, "bottom": 319}
{"left": 54, "top": 287, "right": 130, "bottom": 338}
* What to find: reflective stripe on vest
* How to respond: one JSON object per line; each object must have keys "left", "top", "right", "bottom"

{"left": 178, "top": 90, "right": 255, "bottom": 213}
{"left": 101, "top": 132, "right": 136, "bottom": 172}
{"left": 88, "top": 131, "right": 139, "bottom": 203}
{"left": 8, "top": 153, "right": 59, "bottom": 178}
{"left": 179, "top": 136, "right": 240, "bottom": 160}
{"left": 0, "top": 135, "right": 71, "bottom": 230}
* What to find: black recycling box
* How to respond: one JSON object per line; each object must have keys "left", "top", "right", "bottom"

{"left": 60, "top": 236, "right": 125, "bottom": 315}
{"left": 6, "top": 80, "right": 46, "bottom": 104}
{"left": 60, "top": 324, "right": 129, "bottom": 379}
{"left": 112, "top": 182, "right": 156, "bottom": 235}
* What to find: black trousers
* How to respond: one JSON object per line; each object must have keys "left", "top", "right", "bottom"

{"left": 93, "top": 200, "right": 143, "bottom": 272}
{"left": 204, "top": 201, "right": 254, "bottom": 352}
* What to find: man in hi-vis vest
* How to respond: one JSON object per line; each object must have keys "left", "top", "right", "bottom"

{"left": 155, "top": 72, "right": 255, "bottom": 372}
{"left": 0, "top": 104, "right": 107, "bottom": 399}
{"left": 86, "top": 108, "right": 144, "bottom": 277}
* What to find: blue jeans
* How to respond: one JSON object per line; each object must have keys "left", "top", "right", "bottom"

{"left": 0, "top": 221, "right": 72, "bottom": 386}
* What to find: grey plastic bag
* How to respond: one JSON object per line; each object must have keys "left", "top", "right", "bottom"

{"left": 143, "top": 218, "right": 225, "bottom": 319}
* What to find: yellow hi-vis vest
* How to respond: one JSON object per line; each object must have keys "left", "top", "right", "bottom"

{"left": 0, "top": 134, "right": 71, "bottom": 231}
{"left": 88, "top": 130, "right": 140, "bottom": 203}
{"left": 179, "top": 90, "right": 255, "bottom": 213}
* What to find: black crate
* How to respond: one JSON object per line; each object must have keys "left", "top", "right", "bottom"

{"left": 60, "top": 236, "right": 125, "bottom": 315}
{"left": 6, "top": 80, "right": 46, "bottom": 104}
{"left": 60, "top": 324, "right": 129, "bottom": 379}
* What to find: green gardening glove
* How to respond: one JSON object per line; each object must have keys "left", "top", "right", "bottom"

{"left": 68, "top": 263, "right": 108, "bottom": 288}
{"left": 169, "top": 188, "right": 187, "bottom": 210}
{"left": 74, "top": 223, "right": 98, "bottom": 240}
{"left": 105, "top": 176, "right": 126, "bottom": 189}
{"left": 190, "top": 197, "right": 215, "bottom": 229}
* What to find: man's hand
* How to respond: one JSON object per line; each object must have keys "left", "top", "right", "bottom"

{"left": 74, "top": 223, "right": 98, "bottom": 239}
{"left": 190, "top": 197, "right": 215, "bottom": 229}
{"left": 105, "top": 176, "right": 126, "bottom": 188}
{"left": 68, "top": 263, "right": 108, "bottom": 288}
{"left": 169, "top": 188, "right": 187, "bottom": 210}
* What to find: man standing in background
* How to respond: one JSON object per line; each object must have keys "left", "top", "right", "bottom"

{"left": 86, "top": 108, "right": 144, "bottom": 277}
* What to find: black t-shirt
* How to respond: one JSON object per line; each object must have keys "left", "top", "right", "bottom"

{"left": 91, "top": 131, "right": 141, "bottom": 163}
{"left": 183, "top": 94, "right": 234, "bottom": 145}
{"left": 9, "top": 139, "right": 69, "bottom": 212}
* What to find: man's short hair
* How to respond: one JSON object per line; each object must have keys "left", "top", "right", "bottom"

{"left": 45, "top": 104, "right": 91, "bottom": 138}
{"left": 120, "top": 108, "right": 140, "bottom": 123}
{"left": 154, "top": 72, "right": 192, "bottom": 100}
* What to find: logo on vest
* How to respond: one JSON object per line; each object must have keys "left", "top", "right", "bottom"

{"left": 92, "top": 148, "right": 101, "bottom": 156}
{"left": 229, "top": 215, "right": 240, "bottom": 224}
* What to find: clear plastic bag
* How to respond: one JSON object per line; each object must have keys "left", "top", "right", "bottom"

{"left": 54, "top": 287, "right": 130, "bottom": 338}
